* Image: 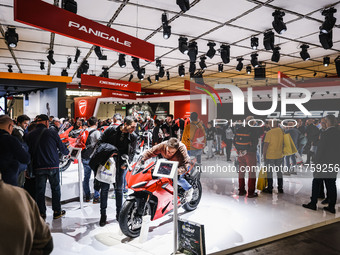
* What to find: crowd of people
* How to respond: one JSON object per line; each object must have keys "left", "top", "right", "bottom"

{"left": 1, "top": 110, "right": 340, "bottom": 253}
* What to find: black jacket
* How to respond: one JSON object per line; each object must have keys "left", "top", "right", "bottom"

{"left": 25, "top": 124, "right": 69, "bottom": 170}
{"left": 315, "top": 126, "right": 340, "bottom": 165}
{"left": 89, "top": 143, "right": 118, "bottom": 174}
{"left": 306, "top": 124, "right": 320, "bottom": 144}
{"left": 0, "top": 129, "right": 30, "bottom": 185}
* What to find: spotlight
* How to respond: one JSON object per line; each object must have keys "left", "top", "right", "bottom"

{"left": 271, "top": 47, "right": 281, "bottom": 62}
{"left": 320, "top": 7, "right": 337, "bottom": 33}
{"left": 131, "top": 57, "right": 140, "bottom": 71}
{"left": 155, "top": 74, "right": 159, "bottom": 82}
{"left": 246, "top": 66, "right": 251, "bottom": 74}
{"left": 100, "top": 67, "right": 109, "bottom": 78}
{"left": 61, "top": 0, "right": 77, "bottom": 14}
{"left": 300, "top": 44, "right": 310, "bottom": 61}
{"left": 176, "top": 0, "right": 190, "bottom": 13}
{"left": 156, "top": 59, "right": 162, "bottom": 69}
{"left": 250, "top": 53, "right": 259, "bottom": 67}
{"left": 178, "top": 37, "right": 189, "bottom": 54}
{"left": 272, "top": 10, "right": 287, "bottom": 34}
{"left": 251, "top": 37, "right": 259, "bottom": 50}
{"left": 166, "top": 71, "right": 170, "bottom": 80}
{"left": 158, "top": 66, "right": 165, "bottom": 78}
{"left": 47, "top": 50, "right": 56, "bottom": 65}
{"left": 188, "top": 41, "right": 198, "bottom": 62}
{"left": 94, "top": 46, "right": 107, "bottom": 60}
{"left": 323, "top": 57, "right": 330, "bottom": 67}
{"left": 319, "top": 30, "right": 333, "bottom": 49}
{"left": 162, "top": 13, "right": 171, "bottom": 39}
{"left": 61, "top": 69, "right": 68, "bottom": 76}
{"left": 77, "top": 60, "right": 89, "bottom": 78}
{"left": 236, "top": 58, "right": 244, "bottom": 71}
{"left": 199, "top": 56, "right": 207, "bottom": 70}
{"left": 116, "top": 54, "right": 126, "bottom": 68}
{"left": 313, "top": 71, "right": 317, "bottom": 77}
{"left": 5, "top": 27, "right": 18, "bottom": 48}
{"left": 178, "top": 65, "right": 185, "bottom": 77}
{"left": 67, "top": 57, "right": 71, "bottom": 69}
{"left": 218, "top": 63, "right": 223, "bottom": 72}
{"left": 137, "top": 68, "right": 145, "bottom": 80}
{"left": 263, "top": 30, "right": 275, "bottom": 50}
{"left": 7, "top": 65, "right": 13, "bottom": 73}
{"left": 128, "top": 74, "right": 133, "bottom": 82}
{"left": 74, "top": 48, "right": 80, "bottom": 62}
{"left": 40, "top": 61, "right": 45, "bottom": 70}
{"left": 220, "top": 44, "right": 230, "bottom": 64}
{"left": 206, "top": 42, "right": 216, "bottom": 59}
{"left": 147, "top": 76, "right": 152, "bottom": 84}
{"left": 189, "top": 62, "right": 196, "bottom": 74}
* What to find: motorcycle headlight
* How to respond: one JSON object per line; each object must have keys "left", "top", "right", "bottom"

{"left": 131, "top": 181, "right": 148, "bottom": 189}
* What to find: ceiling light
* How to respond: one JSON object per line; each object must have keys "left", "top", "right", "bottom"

{"left": 147, "top": 76, "right": 152, "bottom": 84}
{"left": 67, "top": 57, "right": 71, "bottom": 69}
{"left": 319, "top": 30, "right": 333, "bottom": 49}
{"left": 178, "top": 37, "right": 189, "bottom": 54}
{"left": 156, "top": 59, "right": 162, "bottom": 69}
{"left": 7, "top": 65, "right": 13, "bottom": 73}
{"left": 166, "top": 71, "right": 170, "bottom": 80}
{"left": 40, "top": 61, "right": 45, "bottom": 70}
{"left": 251, "top": 37, "right": 259, "bottom": 50}
{"left": 176, "top": 0, "right": 190, "bottom": 13}
{"left": 178, "top": 64, "right": 185, "bottom": 77}
{"left": 236, "top": 58, "right": 244, "bottom": 71}
{"left": 188, "top": 41, "right": 198, "bottom": 62}
{"left": 74, "top": 48, "right": 80, "bottom": 62}
{"left": 206, "top": 42, "right": 216, "bottom": 59}
{"left": 199, "top": 56, "right": 207, "bottom": 70}
{"left": 61, "top": 0, "right": 77, "bottom": 14}
{"left": 323, "top": 57, "right": 330, "bottom": 67}
{"left": 162, "top": 13, "right": 171, "bottom": 39}
{"left": 77, "top": 60, "right": 89, "bottom": 78}
{"left": 320, "top": 7, "right": 337, "bottom": 33}
{"left": 61, "top": 69, "right": 68, "bottom": 76}
{"left": 94, "top": 46, "right": 107, "bottom": 60}
{"left": 47, "top": 50, "right": 56, "bottom": 65}
{"left": 189, "top": 62, "right": 196, "bottom": 74}
{"left": 158, "top": 66, "right": 165, "bottom": 78}
{"left": 128, "top": 74, "right": 133, "bottom": 82}
{"left": 220, "top": 44, "right": 230, "bottom": 64}
{"left": 272, "top": 10, "right": 287, "bottom": 34}
{"left": 131, "top": 57, "right": 140, "bottom": 71}
{"left": 218, "top": 63, "right": 223, "bottom": 72}
{"left": 5, "top": 27, "right": 18, "bottom": 48}
{"left": 155, "top": 74, "right": 159, "bottom": 82}
{"left": 263, "top": 30, "right": 275, "bottom": 50}
{"left": 300, "top": 44, "right": 310, "bottom": 61}
{"left": 118, "top": 54, "right": 126, "bottom": 68}
{"left": 271, "top": 46, "right": 281, "bottom": 62}
{"left": 100, "top": 67, "right": 109, "bottom": 78}
{"left": 313, "top": 71, "right": 317, "bottom": 77}
{"left": 137, "top": 68, "right": 145, "bottom": 80}
{"left": 246, "top": 65, "right": 251, "bottom": 74}
{"left": 250, "top": 53, "right": 259, "bottom": 67}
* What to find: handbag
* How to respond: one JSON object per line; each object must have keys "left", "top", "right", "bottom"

{"left": 257, "top": 167, "right": 267, "bottom": 191}
{"left": 295, "top": 152, "right": 303, "bottom": 165}
{"left": 310, "top": 145, "right": 317, "bottom": 153}
{"left": 95, "top": 157, "right": 116, "bottom": 184}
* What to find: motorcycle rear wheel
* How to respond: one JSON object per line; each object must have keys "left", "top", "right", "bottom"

{"left": 183, "top": 180, "right": 202, "bottom": 212}
{"left": 119, "top": 199, "right": 151, "bottom": 238}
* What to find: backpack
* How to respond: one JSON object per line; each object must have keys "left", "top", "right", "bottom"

{"left": 81, "top": 129, "right": 97, "bottom": 159}
{"left": 234, "top": 126, "right": 251, "bottom": 151}
{"left": 191, "top": 122, "right": 205, "bottom": 149}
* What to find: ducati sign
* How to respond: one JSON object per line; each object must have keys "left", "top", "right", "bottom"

{"left": 79, "top": 100, "right": 87, "bottom": 115}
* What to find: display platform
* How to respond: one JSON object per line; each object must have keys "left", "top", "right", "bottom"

{"left": 44, "top": 155, "right": 340, "bottom": 255}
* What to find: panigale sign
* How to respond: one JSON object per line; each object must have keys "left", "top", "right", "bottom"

{"left": 14, "top": 0, "right": 154, "bottom": 61}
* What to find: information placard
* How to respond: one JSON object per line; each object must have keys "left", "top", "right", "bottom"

{"left": 178, "top": 219, "right": 206, "bottom": 255}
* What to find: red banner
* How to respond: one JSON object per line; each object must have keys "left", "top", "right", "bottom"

{"left": 14, "top": 0, "right": 154, "bottom": 61}
{"left": 81, "top": 74, "right": 141, "bottom": 92}
{"left": 278, "top": 71, "right": 296, "bottom": 87}
{"left": 101, "top": 89, "right": 136, "bottom": 100}
{"left": 74, "top": 97, "right": 99, "bottom": 119}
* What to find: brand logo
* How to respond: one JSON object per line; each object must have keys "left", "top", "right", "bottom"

{"left": 99, "top": 80, "right": 128, "bottom": 88}
{"left": 68, "top": 21, "right": 132, "bottom": 47}
{"left": 182, "top": 224, "right": 195, "bottom": 233}
{"left": 79, "top": 100, "right": 87, "bottom": 115}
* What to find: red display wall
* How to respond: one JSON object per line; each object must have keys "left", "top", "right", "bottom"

{"left": 174, "top": 100, "right": 209, "bottom": 124}
{"left": 74, "top": 96, "right": 99, "bottom": 120}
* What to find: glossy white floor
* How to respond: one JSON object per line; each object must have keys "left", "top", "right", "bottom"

{"left": 46, "top": 155, "right": 340, "bottom": 255}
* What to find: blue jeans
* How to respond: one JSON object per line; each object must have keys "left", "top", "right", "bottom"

{"left": 82, "top": 158, "right": 100, "bottom": 199}
{"left": 188, "top": 149, "right": 202, "bottom": 164}
{"left": 216, "top": 135, "right": 222, "bottom": 153}
{"left": 100, "top": 161, "right": 125, "bottom": 216}
{"left": 285, "top": 154, "right": 296, "bottom": 168}
{"left": 178, "top": 174, "right": 192, "bottom": 191}
{"left": 266, "top": 158, "right": 283, "bottom": 191}
{"left": 35, "top": 168, "right": 61, "bottom": 214}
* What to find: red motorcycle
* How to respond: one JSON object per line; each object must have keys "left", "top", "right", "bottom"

{"left": 118, "top": 155, "right": 202, "bottom": 238}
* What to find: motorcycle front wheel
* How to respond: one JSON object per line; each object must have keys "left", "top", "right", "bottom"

{"left": 59, "top": 156, "right": 71, "bottom": 172}
{"left": 183, "top": 180, "right": 202, "bottom": 212}
{"left": 119, "top": 199, "right": 151, "bottom": 238}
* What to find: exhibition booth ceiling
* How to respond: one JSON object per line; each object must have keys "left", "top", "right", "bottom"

{"left": 0, "top": 0, "right": 340, "bottom": 92}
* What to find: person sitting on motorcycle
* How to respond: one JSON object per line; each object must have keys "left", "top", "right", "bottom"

{"left": 141, "top": 137, "right": 194, "bottom": 203}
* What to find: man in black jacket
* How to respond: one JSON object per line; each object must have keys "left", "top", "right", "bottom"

{"left": 0, "top": 115, "right": 30, "bottom": 186}
{"left": 161, "top": 114, "right": 179, "bottom": 141}
{"left": 25, "top": 114, "right": 69, "bottom": 220}
{"left": 305, "top": 119, "right": 320, "bottom": 164}
{"left": 303, "top": 115, "right": 340, "bottom": 213}
{"left": 97, "top": 116, "right": 137, "bottom": 226}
